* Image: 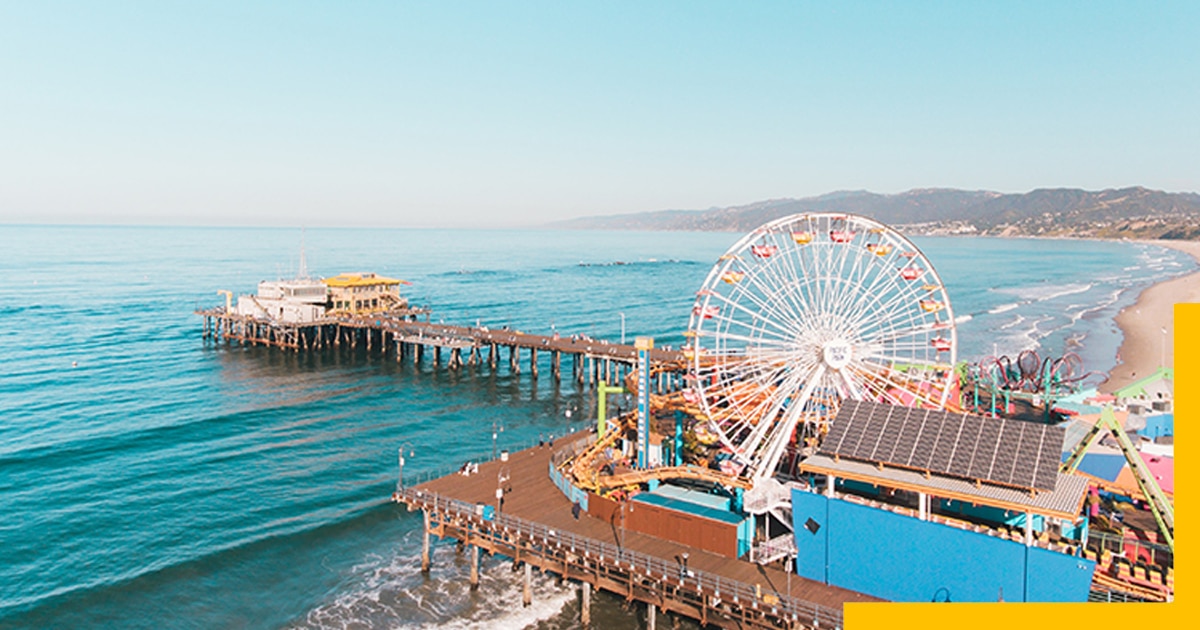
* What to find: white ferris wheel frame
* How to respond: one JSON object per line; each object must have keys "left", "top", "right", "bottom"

{"left": 686, "top": 212, "right": 958, "bottom": 481}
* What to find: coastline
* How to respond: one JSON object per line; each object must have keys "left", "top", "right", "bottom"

{"left": 1099, "top": 239, "right": 1200, "bottom": 393}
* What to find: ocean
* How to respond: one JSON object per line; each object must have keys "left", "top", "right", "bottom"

{"left": 0, "top": 226, "right": 1192, "bottom": 629}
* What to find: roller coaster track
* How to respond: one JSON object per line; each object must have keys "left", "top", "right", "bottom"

{"left": 979, "top": 350, "right": 1101, "bottom": 394}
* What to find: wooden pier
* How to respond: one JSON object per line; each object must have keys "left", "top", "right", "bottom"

{"left": 197, "top": 307, "right": 687, "bottom": 389}
{"left": 394, "top": 432, "right": 878, "bottom": 629}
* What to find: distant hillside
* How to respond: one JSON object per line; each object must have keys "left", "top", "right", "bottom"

{"left": 553, "top": 187, "right": 1200, "bottom": 240}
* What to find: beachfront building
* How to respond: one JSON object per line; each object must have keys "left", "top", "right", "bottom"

{"left": 236, "top": 278, "right": 328, "bottom": 324}
{"left": 324, "top": 272, "right": 408, "bottom": 315}
{"left": 1113, "top": 367, "right": 1173, "bottom": 413}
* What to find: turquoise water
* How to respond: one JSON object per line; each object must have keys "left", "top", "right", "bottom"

{"left": 0, "top": 226, "right": 1191, "bottom": 628}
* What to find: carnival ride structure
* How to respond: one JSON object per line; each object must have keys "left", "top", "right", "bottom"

{"left": 1062, "top": 406, "right": 1175, "bottom": 552}
{"left": 568, "top": 213, "right": 962, "bottom": 493}
{"left": 963, "top": 349, "right": 1100, "bottom": 422}
{"left": 685, "top": 213, "right": 960, "bottom": 482}
{"left": 556, "top": 212, "right": 1174, "bottom": 602}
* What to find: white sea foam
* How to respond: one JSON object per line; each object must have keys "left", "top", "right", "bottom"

{"left": 953, "top": 314, "right": 973, "bottom": 324}
{"left": 999, "top": 315, "right": 1025, "bottom": 330}
{"left": 295, "top": 544, "right": 575, "bottom": 630}
{"left": 988, "top": 303, "right": 1019, "bottom": 314}
{"left": 994, "top": 282, "right": 1092, "bottom": 302}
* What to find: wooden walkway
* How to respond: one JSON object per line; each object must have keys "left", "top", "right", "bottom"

{"left": 197, "top": 308, "right": 686, "bottom": 386}
{"left": 401, "top": 432, "right": 879, "bottom": 628}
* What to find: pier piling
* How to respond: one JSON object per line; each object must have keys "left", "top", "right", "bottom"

{"left": 421, "top": 510, "right": 432, "bottom": 573}
{"left": 582, "top": 581, "right": 591, "bottom": 626}
{"left": 523, "top": 561, "right": 532, "bottom": 607}
{"left": 470, "top": 543, "right": 480, "bottom": 589}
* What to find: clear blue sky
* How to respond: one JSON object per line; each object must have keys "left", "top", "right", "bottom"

{"left": 2, "top": 1, "right": 1196, "bottom": 227}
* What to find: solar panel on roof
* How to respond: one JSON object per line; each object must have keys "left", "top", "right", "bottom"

{"left": 1034, "top": 459, "right": 1059, "bottom": 491}
{"left": 822, "top": 401, "right": 854, "bottom": 452}
{"left": 925, "top": 415, "right": 957, "bottom": 472}
{"left": 907, "top": 410, "right": 937, "bottom": 470}
{"left": 968, "top": 421, "right": 1004, "bottom": 479}
{"left": 840, "top": 405, "right": 870, "bottom": 458}
{"left": 856, "top": 404, "right": 891, "bottom": 460}
{"left": 1012, "top": 423, "right": 1045, "bottom": 488}
{"left": 820, "top": 399, "right": 1062, "bottom": 491}
{"left": 993, "top": 421, "right": 1023, "bottom": 485}
{"left": 861, "top": 404, "right": 889, "bottom": 461}
{"left": 873, "top": 405, "right": 905, "bottom": 462}
{"left": 892, "top": 405, "right": 916, "bottom": 463}
{"left": 948, "top": 417, "right": 982, "bottom": 477}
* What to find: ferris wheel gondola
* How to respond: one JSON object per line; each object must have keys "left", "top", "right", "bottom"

{"left": 686, "top": 213, "right": 959, "bottom": 481}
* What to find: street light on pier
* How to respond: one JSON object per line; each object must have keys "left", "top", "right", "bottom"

{"left": 492, "top": 418, "right": 504, "bottom": 460}
{"left": 397, "top": 443, "right": 414, "bottom": 492}
{"left": 786, "top": 556, "right": 793, "bottom": 599}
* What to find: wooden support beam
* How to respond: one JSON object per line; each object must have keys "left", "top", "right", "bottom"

{"left": 581, "top": 581, "right": 591, "bottom": 626}
{"left": 523, "top": 561, "right": 532, "bottom": 607}
{"left": 421, "top": 510, "right": 432, "bottom": 573}
{"left": 470, "top": 543, "right": 480, "bottom": 589}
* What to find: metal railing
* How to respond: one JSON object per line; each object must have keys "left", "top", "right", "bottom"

{"left": 550, "top": 431, "right": 596, "bottom": 468}
{"left": 399, "top": 436, "right": 548, "bottom": 489}
{"left": 1088, "top": 587, "right": 1155, "bottom": 603}
{"left": 400, "top": 487, "right": 844, "bottom": 630}
{"left": 1087, "top": 530, "right": 1173, "bottom": 567}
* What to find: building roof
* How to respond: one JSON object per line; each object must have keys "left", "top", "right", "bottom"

{"left": 800, "top": 453, "right": 1090, "bottom": 520}
{"left": 822, "top": 399, "right": 1064, "bottom": 492}
{"left": 1113, "top": 367, "right": 1173, "bottom": 399}
{"left": 322, "top": 272, "right": 408, "bottom": 288}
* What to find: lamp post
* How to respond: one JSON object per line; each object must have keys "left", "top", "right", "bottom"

{"left": 492, "top": 418, "right": 504, "bottom": 460}
{"left": 786, "top": 556, "right": 792, "bottom": 599}
{"left": 619, "top": 313, "right": 625, "bottom": 345}
{"left": 397, "top": 443, "right": 413, "bottom": 492}
{"left": 1162, "top": 326, "right": 1168, "bottom": 368}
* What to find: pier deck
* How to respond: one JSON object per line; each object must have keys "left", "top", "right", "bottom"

{"left": 198, "top": 307, "right": 686, "bottom": 386}
{"left": 399, "top": 433, "right": 879, "bottom": 629}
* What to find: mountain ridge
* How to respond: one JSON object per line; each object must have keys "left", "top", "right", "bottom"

{"left": 552, "top": 187, "right": 1200, "bottom": 240}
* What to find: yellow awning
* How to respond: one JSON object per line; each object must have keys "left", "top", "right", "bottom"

{"left": 323, "top": 272, "right": 409, "bottom": 288}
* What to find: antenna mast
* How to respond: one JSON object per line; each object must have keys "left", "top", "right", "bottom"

{"left": 298, "top": 228, "right": 309, "bottom": 279}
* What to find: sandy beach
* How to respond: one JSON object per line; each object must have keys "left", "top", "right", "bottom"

{"left": 1099, "top": 239, "right": 1200, "bottom": 393}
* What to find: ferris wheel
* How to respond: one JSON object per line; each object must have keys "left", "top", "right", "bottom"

{"left": 685, "top": 213, "right": 958, "bottom": 481}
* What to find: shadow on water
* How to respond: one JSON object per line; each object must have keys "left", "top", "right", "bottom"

{"left": 9, "top": 503, "right": 416, "bottom": 629}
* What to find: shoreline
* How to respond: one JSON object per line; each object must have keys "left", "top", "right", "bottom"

{"left": 1098, "top": 239, "right": 1200, "bottom": 394}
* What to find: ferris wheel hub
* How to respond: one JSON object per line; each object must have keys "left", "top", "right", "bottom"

{"left": 822, "top": 340, "right": 853, "bottom": 370}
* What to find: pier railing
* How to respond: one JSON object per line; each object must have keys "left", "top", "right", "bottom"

{"left": 548, "top": 432, "right": 596, "bottom": 510}
{"left": 399, "top": 486, "right": 845, "bottom": 630}
{"left": 1086, "top": 529, "right": 1173, "bottom": 567}
{"left": 399, "top": 435, "right": 566, "bottom": 489}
